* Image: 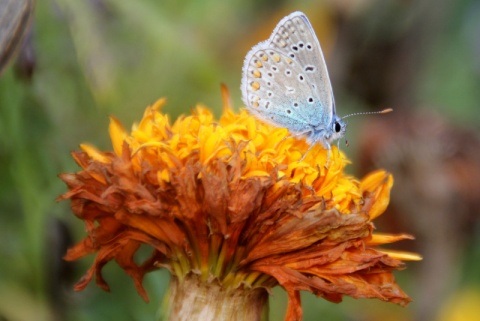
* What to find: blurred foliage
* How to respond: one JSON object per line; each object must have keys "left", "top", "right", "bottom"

{"left": 0, "top": 0, "right": 479, "bottom": 320}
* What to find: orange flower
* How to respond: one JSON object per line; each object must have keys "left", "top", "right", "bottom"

{"left": 58, "top": 86, "right": 420, "bottom": 321}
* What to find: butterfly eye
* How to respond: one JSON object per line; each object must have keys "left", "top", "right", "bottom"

{"left": 334, "top": 122, "right": 342, "bottom": 133}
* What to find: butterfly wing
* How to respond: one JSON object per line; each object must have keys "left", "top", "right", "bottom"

{"left": 241, "top": 11, "right": 335, "bottom": 134}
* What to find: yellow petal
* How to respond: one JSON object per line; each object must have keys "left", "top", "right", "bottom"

{"left": 151, "top": 98, "right": 167, "bottom": 112}
{"left": 368, "top": 233, "right": 414, "bottom": 245}
{"left": 377, "top": 249, "right": 423, "bottom": 261}
{"left": 360, "top": 170, "right": 394, "bottom": 220}
{"left": 243, "top": 170, "right": 270, "bottom": 178}
{"left": 158, "top": 168, "right": 170, "bottom": 183}
{"left": 80, "top": 143, "right": 111, "bottom": 164}
{"left": 109, "top": 116, "right": 128, "bottom": 156}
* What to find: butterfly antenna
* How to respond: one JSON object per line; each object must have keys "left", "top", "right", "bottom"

{"left": 342, "top": 108, "right": 393, "bottom": 120}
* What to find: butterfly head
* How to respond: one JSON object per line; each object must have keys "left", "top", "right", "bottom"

{"left": 328, "top": 116, "right": 347, "bottom": 144}
{"left": 308, "top": 116, "right": 346, "bottom": 148}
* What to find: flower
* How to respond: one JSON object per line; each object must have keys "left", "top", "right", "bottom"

{"left": 58, "top": 86, "right": 420, "bottom": 321}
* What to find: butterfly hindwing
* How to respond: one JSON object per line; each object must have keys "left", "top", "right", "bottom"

{"left": 242, "top": 42, "right": 318, "bottom": 133}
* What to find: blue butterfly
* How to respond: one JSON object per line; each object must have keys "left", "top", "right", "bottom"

{"left": 241, "top": 11, "right": 346, "bottom": 153}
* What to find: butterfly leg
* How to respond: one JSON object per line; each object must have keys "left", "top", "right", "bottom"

{"left": 283, "top": 130, "right": 310, "bottom": 142}
{"left": 280, "top": 130, "right": 313, "bottom": 161}
{"left": 300, "top": 143, "right": 316, "bottom": 161}
{"left": 325, "top": 142, "right": 333, "bottom": 166}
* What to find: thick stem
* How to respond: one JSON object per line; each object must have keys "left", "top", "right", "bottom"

{"left": 163, "top": 274, "right": 269, "bottom": 321}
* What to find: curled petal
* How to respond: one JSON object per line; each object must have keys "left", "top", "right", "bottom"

{"left": 59, "top": 96, "right": 418, "bottom": 319}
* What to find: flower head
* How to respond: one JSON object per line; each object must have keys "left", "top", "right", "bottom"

{"left": 59, "top": 87, "right": 420, "bottom": 321}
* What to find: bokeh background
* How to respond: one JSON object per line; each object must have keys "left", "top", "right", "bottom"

{"left": 1, "top": 0, "right": 479, "bottom": 320}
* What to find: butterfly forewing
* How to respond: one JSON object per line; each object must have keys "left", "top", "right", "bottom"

{"left": 269, "top": 13, "right": 335, "bottom": 123}
{"left": 241, "top": 12, "right": 335, "bottom": 135}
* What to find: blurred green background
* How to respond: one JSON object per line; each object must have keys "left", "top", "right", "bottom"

{"left": 1, "top": 0, "right": 479, "bottom": 320}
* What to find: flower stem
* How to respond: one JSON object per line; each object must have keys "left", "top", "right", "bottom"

{"left": 162, "top": 274, "right": 269, "bottom": 321}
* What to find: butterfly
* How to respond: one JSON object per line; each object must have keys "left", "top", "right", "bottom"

{"left": 241, "top": 11, "right": 346, "bottom": 153}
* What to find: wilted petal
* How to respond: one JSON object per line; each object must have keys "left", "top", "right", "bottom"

{"left": 59, "top": 89, "right": 418, "bottom": 320}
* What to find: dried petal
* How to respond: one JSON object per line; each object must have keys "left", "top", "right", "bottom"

{"left": 59, "top": 90, "right": 419, "bottom": 320}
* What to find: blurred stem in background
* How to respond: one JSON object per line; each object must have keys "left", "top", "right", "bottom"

{"left": 0, "top": 0, "right": 55, "bottom": 319}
